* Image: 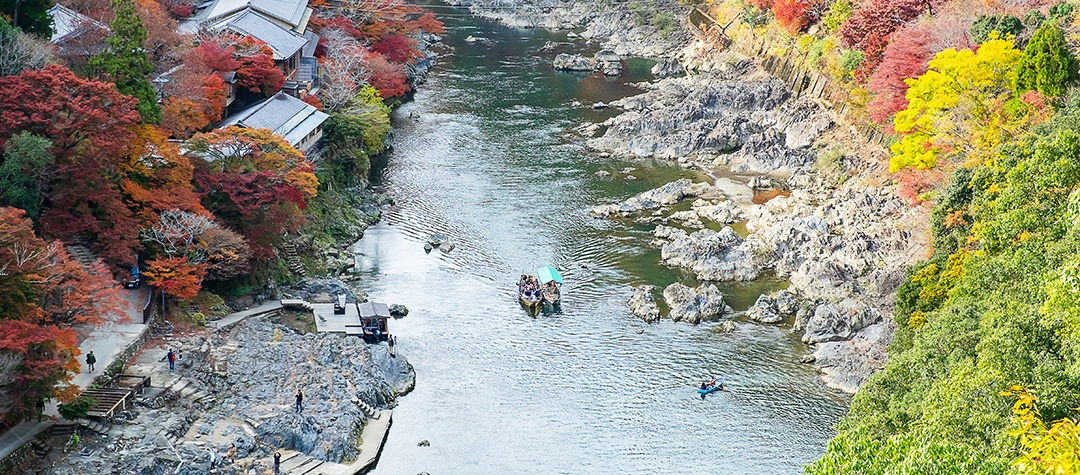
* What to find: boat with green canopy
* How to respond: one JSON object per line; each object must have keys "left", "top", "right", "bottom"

{"left": 538, "top": 266, "right": 562, "bottom": 305}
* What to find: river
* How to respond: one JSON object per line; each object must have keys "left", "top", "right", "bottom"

{"left": 356, "top": 6, "right": 848, "bottom": 474}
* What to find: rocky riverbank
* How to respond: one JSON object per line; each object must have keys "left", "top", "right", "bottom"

{"left": 458, "top": 0, "right": 925, "bottom": 393}
{"left": 588, "top": 44, "right": 926, "bottom": 392}
{"left": 41, "top": 316, "right": 413, "bottom": 474}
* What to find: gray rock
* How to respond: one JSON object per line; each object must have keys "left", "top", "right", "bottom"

{"left": 656, "top": 226, "right": 761, "bottom": 281}
{"left": 591, "top": 179, "right": 713, "bottom": 218}
{"left": 553, "top": 53, "right": 596, "bottom": 71}
{"left": 802, "top": 298, "right": 882, "bottom": 344}
{"left": 627, "top": 285, "right": 660, "bottom": 322}
{"left": 389, "top": 304, "right": 409, "bottom": 317}
{"left": 812, "top": 320, "right": 893, "bottom": 393}
{"left": 662, "top": 283, "right": 731, "bottom": 324}
{"left": 715, "top": 320, "right": 737, "bottom": 333}
{"left": 692, "top": 199, "right": 743, "bottom": 224}
{"left": 651, "top": 58, "right": 685, "bottom": 77}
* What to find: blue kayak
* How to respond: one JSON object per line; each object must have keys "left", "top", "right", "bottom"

{"left": 696, "top": 377, "right": 725, "bottom": 397}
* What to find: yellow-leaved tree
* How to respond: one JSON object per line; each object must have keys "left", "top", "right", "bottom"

{"left": 1003, "top": 386, "right": 1080, "bottom": 474}
{"left": 890, "top": 38, "right": 1030, "bottom": 172}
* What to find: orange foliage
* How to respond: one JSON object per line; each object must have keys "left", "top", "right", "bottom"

{"left": 0, "top": 207, "right": 126, "bottom": 420}
{"left": 120, "top": 125, "right": 207, "bottom": 226}
{"left": 144, "top": 257, "right": 206, "bottom": 299}
{"left": 301, "top": 94, "right": 324, "bottom": 110}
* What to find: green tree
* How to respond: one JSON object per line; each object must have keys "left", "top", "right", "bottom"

{"left": 1015, "top": 22, "right": 1078, "bottom": 97}
{"left": 0, "top": 132, "right": 54, "bottom": 218}
{"left": 90, "top": 0, "right": 160, "bottom": 124}
{"left": 970, "top": 14, "right": 1024, "bottom": 44}
{"left": 0, "top": 0, "right": 52, "bottom": 37}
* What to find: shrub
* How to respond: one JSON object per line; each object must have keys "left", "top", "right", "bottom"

{"left": 58, "top": 394, "right": 98, "bottom": 420}
{"left": 970, "top": 14, "right": 1023, "bottom": 44}
{"left": 839, "top": 49, "right": 864, "bottom": 80}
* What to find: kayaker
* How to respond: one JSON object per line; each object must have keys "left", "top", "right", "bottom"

{"left": 708, "top": 376, "right": 717, "bottom": 387}
{"left": 700, "top": 381, "right": 709, "bottom": 390}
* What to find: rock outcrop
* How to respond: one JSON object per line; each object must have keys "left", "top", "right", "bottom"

{"left": 654, "top": 226, "right": 761, "bottom": 282}
{"left": 662, "top": 282, "right": 732, "bottom": 324}
{"left": 628, "top": 285, "right": 661, "bottom": 322}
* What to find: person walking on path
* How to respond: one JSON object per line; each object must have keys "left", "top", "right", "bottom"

{"left": 86, "top": 351, "right": 96, "bottom": 372}
{"left": 167, "top": 349, "right": 176, "bottom": 371}
{"left": 274, "top": 451, "right": 281, "bottom": 474}
{"left": 295, "top": 389, "right": 304, "bottom": 413}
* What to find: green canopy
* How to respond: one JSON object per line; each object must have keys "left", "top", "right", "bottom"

{"left": 537, "top": 266, "right": 563, "bottom": 284}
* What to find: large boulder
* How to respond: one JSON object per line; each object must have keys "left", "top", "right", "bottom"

{"left": 745, "top": 289, "right": 799, "bottom": 324}
{"left": 651, "top": 57, "right": 685, "bottom": 77}
{"left": 662, "top": 283, "right": 731, "bottom": 324}
{"left": 594, "top": 50, "right": 623, "bottom": 76}
{"left": 553, "top": 53, "right": 596, "bottom": 71}
{"left": 802, "top": 298, "right": 882, "bottom": 344}
{"left": 627, "top": 285, "right": 661, "bottom": 322}
{"left": 656, "top": 226, "right": 761, "bottom": 281}
{"left": 811, "top": 320, "right": 893, "bottom": 393}
{"left": 692, "top": 198, "right": 743, "bottom": 224}
{"left": 590, "top": 179, "right": 713, "bottom": 218}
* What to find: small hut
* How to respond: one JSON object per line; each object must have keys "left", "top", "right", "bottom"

{"left": 357, "top": 302, "right": 390, "bottom": 342}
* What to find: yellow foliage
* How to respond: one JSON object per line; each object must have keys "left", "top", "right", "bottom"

{"left": 890, "top": 39, "right": 1024, "bottom": 172}
{"left": 1002, "top": 386, "right": 1080, "bottom": 475}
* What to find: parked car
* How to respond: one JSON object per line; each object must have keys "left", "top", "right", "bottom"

{"left": 123, "top": 265, "right": 141, "bottom": 289}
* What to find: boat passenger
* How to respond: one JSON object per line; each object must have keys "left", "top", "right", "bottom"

{"left": 708, "top": 376, "right": 717, "bottom": 387}
{"left": 700, "top": 382, "right": 709, "bottom": 390}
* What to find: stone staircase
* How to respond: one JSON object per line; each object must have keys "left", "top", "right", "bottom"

{"left": 280, "top": 240, "right": 306, "bottom": 278}
{"left": 65, "top": 245, "right": 99, "bottom": 268}
{"left": 162, "top": 376, "right": 216, "bottom": 406}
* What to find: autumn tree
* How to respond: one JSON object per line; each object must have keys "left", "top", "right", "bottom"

{"left": 0, "top": 64, "right": 143, "bottom": 267}
{"left": 367, "top": 54, "right": 409, "bottom": 98}
{"left": 135, "top": 0, "right": 180, "bottom": 59}
{"left": 162, "top": 46, "right": 229, "bottom": 138}
{"left": 838, "top": 0, "right": 934, "bottom": 75}
{"left": 193, "top": 227, "right": 251, "bottom": 281}
{"left": 141, "top": 209, "right": 217, "bottom": 258}
{"left": 0, "top": 18, "right": 54, "bottom": 76}
{"left": 372, "top": 34, "right": 419, "bottom": 64}
{"left": 867, "top": 26, "right": 932, "bottom": 124}
{"left": 187, "top": 127, "right": 317, "bottom": 258}
{"left": 0, "top": 132, "right": 54, "bottom": 218}
{"left": 1014, "top": 22, "right": 1078, "bottom": 97}
{"left": 772, "top": 0, "right": 811, "bottom": 35}
{"left": 90, "top": 0, "right": 161, "bottom": 124}
{"left": 143, "top": 257, "right": 205, "bottom": 299}
{"left": 890, "top": 38, "right": 1027, "bottom": 171}
{"left": 0, "top": 207, "right": 125, "bottom": 421}
{"left": 120, "top": 126, "right": 206, "bottom": 224}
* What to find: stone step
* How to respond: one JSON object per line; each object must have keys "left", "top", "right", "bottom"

{"left": 279, "top": 454, "right": 313, "bottom": 472}
{"left": 291, "top": 457, "right": 325, "bottom": 474}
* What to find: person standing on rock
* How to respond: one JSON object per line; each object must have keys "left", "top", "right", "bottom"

{"left": 167, "top": 349, "right": 176, "bottom": 371}
{"left": 274, "top": 451, "right": 281, "bottom": 474}
{"left": 86, "top": 351, "right": 96, "bottom": 372}
{"left": 295, "top": 389, "right": 304, "bottom": 413}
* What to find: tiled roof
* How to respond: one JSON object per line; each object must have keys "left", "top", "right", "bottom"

{"left": 217, "top": 10, "right": 306, "bottom": 61}
{"left": 219, "top": 91, "right": 328, "bottom": 149}
{"left": 47, "top": 4, "right": 107, "bottom": 43}
{"left": 203, "top": 0, "right": 307, "bottom": 29}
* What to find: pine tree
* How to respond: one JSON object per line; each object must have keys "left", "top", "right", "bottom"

{"left": 91, "top": 0, "right": 161, "bottom": 124}
{"left": 1015, "top": 22, "right": 1079, "bottom": 97}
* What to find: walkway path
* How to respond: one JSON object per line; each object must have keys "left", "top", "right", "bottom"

{"left": 207, "top": 300, "right": 282, "bottom": 329}
{"left": 0, "top": 286, "right": 150, "bottom": 466}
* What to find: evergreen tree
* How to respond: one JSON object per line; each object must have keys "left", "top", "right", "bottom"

{"left": 90, "top": 0, "right": 161, "bottom": 124}
{"left": 0, "top": 0, "right": 53, "bottom": 37}
{"left": 1015, "top": 22, "right": 1079, "bottom": 97}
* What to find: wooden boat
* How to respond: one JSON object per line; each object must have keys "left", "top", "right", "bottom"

{"left": 519, "top": 291, "right": 542, "bottom": 313}
{"left": 537, "top": 266, "right": 563, "bottom": 305}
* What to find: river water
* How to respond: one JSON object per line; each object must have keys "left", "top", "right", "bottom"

{"left": 356, "top": 7, "right": 848, "bottom": 474}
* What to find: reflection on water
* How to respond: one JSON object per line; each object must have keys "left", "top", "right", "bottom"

{"left": 360, "top": 5, "right": 847, "bottom": 474}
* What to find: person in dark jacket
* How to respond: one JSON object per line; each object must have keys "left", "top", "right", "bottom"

{"left": 295, "top": 389, "right": 304, "bottom": 413}
{"left": 86, "top": 351, "right": 96, "bottom": 372}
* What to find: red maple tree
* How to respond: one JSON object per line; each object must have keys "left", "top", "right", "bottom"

{"left": 867, "top": 26, "right": 933, "bottom": 125}
{"left": 0, "top": 64, "right": 144, "bottom": 268}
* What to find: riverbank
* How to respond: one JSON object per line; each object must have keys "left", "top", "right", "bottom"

{"left": 449, "top": 0, "right": 927, "bottom": 394}
{"left": 38, "top": 311, "right": 412, "bottom": 474}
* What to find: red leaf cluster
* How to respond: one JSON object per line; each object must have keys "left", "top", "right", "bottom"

{"left": 772, "top": 0, "right": 811, "bottom": 35}
{"left": 867, "top": 26, "right": 933, "bottom": 124}
{"left": 366, "top": 54, "right": 409, "bottom": 98}
{"left": 0, "top": 65, "right": 144, "bottom": 267}
{"left": 838, "top": 0, "right": 933, "bottom": 75}
{"left": 372, "top": 35, "right": 420, "bottom": 64}
{"left": 144, "top": 257, "right": 206, "bottom": 299}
